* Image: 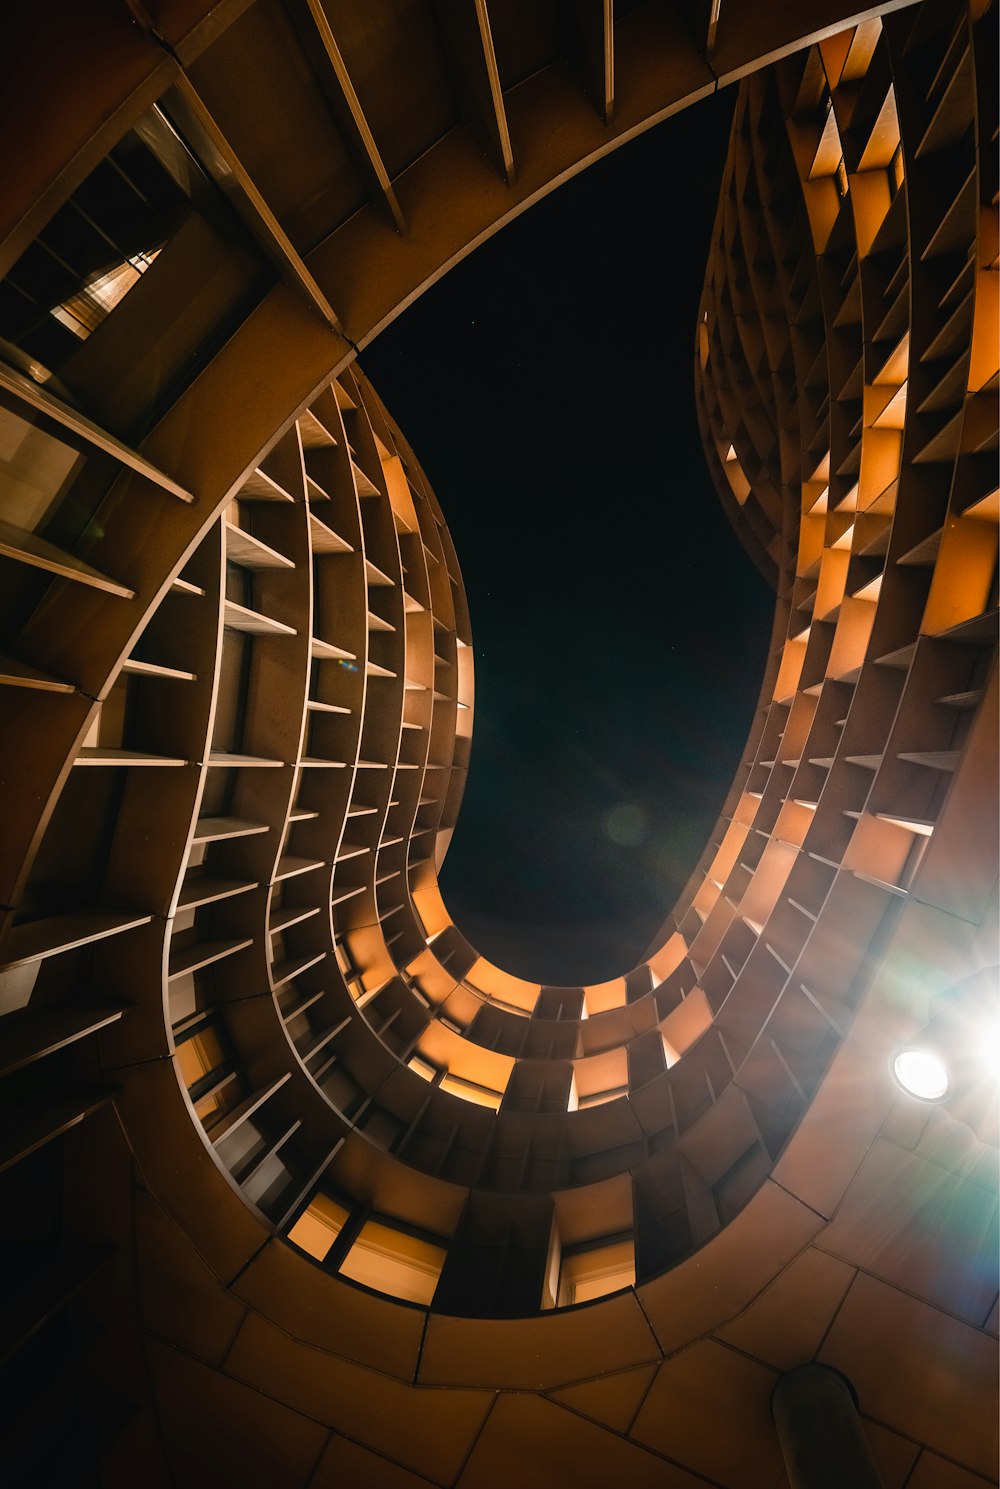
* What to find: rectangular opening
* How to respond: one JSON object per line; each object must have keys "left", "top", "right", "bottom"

{"left": 287, "top": 1192, "right": 350, "bottom": 1262}
{"left": 339, "top": 1219, "right": 445, "bottom": 1305}
{"left": 174, "top": 1019, "right": 231, "bottom": 1121}
{"left": 439, "top": 1073, "right": 502, "bottom": 1110}
{"left": 557, "top": 1238, "right": 635, "bottom": 1307}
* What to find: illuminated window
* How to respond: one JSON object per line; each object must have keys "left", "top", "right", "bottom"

{"left": 339, "top": 1219, "right": 446, "bottom": 1305}
{"left": 287, "top": 1193, "right": 350, "bottom": 1262}
{"left": 577, "top": 1086, "right": 629, "bottom": 1109}
{"left": 718, "top": 440, "right": 751, "bottom": 505}
{"left": 51, "top": 249, "right": 161, "bottom": 339}
{"left": 557, "top": 1238, "right": 636, "bottom": 1306}
{"left": 407, "top": 1055, "right": 437, "bottom": 1081}
{"left": 334, "top": 941, "right": 354, "bottom": 977}
{"left": 439, "top": 1073, "right": 502, "bottom": 1109}
{"left": 174, "top": 1020, "right": 230, "bottom": 1121}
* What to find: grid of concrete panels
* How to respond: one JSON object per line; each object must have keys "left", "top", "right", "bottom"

{"left": 0, "top": 0, "right": 996, "bottom": 1484}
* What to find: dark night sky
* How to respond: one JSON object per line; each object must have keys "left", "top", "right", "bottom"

{"left": 364, "top": 88, "right": 774, "bottom": 985}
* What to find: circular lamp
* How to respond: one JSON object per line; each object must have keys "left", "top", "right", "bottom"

{"left": 891, "top": 1045, "right": 950, "bottom": 1102}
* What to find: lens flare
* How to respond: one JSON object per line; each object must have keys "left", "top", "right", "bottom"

{"left": 979, "top": 1017, "right": 1000, "bottom": 1084}
{"left": 604, "top": 802, "right": 647, "bottom": 847}
{"left": 892, "top": 1047, "right": 949, "bottom": 1102}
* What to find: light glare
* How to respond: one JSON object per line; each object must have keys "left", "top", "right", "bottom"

{"left": 892, "top": 1047, "right": 949, "bottom": 1102}
{"left": 979, "top": 1018, "right": 1000, "bottom": 1084}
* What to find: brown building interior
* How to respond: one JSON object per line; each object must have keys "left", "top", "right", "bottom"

{"left": 0, "top": 1, "right": 997, "bottom": 1485}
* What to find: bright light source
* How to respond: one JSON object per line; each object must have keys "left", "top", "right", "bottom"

{"left": 978, "top": 1018, "right": 1000, "bottom": 1085}
{"left": 892, "top": 1046, "right": 950, "bottom": 1102}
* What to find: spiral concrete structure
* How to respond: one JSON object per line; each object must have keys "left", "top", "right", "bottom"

{"left": 0, "top": 1, "right": 996, "bottom": 1484}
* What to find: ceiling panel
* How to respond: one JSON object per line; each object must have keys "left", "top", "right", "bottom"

{"left": 819, "top": 1271, "right": 998, "bottom": 1479}
{"left": 916, "top": 1106, "right": 1000, "bottom": 1192}
{"left": 817, "top": 1138, "right": 999, "bottom": 1324}
{"left": 419, "top": 1287, "right": 660, "bottom": 1388}
{"left": 637, "top": 1179, "right": 825, "bottom": 1354}
{"left": 906, "top": 1452, "right": 1000, "bottom": 1489}
{"left": 860, "top": 1419, "right": 923, "bottom": 1489}
{"left": 549, "top": 1362, "right": 658, "bottom": 1433}
{"left": 631, "top": 1339, "right": 782, "bottom": 1489}
{"left": 134, "top": 1186, "right": 247, "bottom": 1366}
{"left": 148, "top": 1336, "right": 330, "bottom": 1489}
{"left": 715, "top": 1244, "right": 856, "bottom": 1371}
{"left": 224, "top": 1310, "right": 495, "bottom": 1482}
{"left": 232, "top": 1235, "right": 425, "bottom": 1379}
{"left": 310, "top": 1433, "right": 439, "bottom": 1488}
{"left": 456, "top": 1392, "right": 705, "bottom": 1489}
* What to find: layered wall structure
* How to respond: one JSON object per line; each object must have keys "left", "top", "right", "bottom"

{"left": 0, "top": 1, "right": 996, "bottom": 1485}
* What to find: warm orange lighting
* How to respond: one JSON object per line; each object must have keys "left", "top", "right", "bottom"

{"left": 287, "top": 1194, "right": 350, "bottom": 1261}
{"left": 439, "top": 1073, "right": 502, "bottom": 1109}
{"left": 557, "top": 1240, "right": 635, "bottom": 1306}
{"left": 339, "top": 1221, "right": 446, "bottom": 1305}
